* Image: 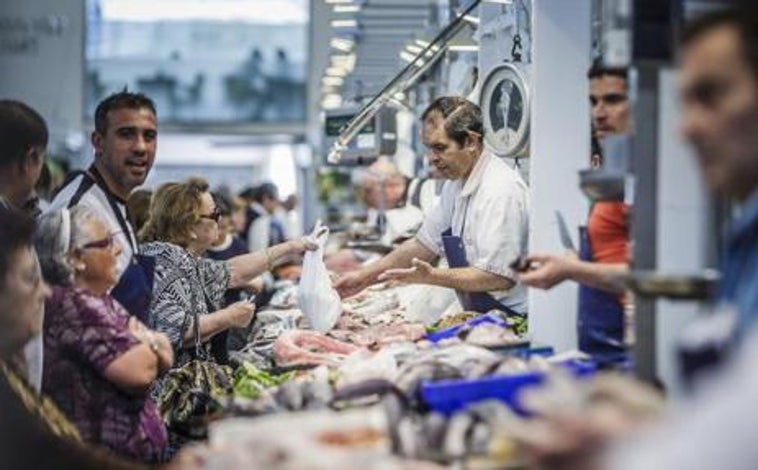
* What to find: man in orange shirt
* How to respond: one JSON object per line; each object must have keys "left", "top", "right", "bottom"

{"left": 520, "top": 66, "right": 631, "bottom": 361}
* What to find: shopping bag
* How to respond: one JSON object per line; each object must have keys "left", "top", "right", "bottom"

{"left": 298, "top": 221, "right": 341, "bottom": 332}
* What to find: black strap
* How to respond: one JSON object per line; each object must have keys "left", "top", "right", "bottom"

{"left": 409, "top": 177, "right": 428, "bottom": 209}
{"left": 191, "top": 263, "right": 218, "bottom": 361}
{"left": 86, "top": 166, "right": 137, "bottom": 252}
{"left": 58, "top": 166, "right": 137, "bottom": 252}
{"left": 396, "top": 176, "right": 412, "bottom": 208}
{"left": 57, "top": 170, "right": 93, "bottom": 208}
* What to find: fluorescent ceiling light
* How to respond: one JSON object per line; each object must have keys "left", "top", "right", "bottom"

{"left": 405, "top": 44, "right": 423, "bottom": 54}
{"left": 448, "top": 45, "right": 479, "bottom": 52}
{"left": 322, "top": 76, "right": 345, "bottom": 86}
{"left": 325, "top": 66, "right": 349, "bottom": 77}
{"left": 414, "top": 39, "right": 430, "bottom": 47}
{"left": 330, "top": 53, "right": 356, "bottom": 71}
{"left": 331, "top": 19, "right": 358, "bottom": 28}
{"left": 482, "top": 0, "right": 512, "bottom": 3}
{"left": 399, "top": 50, "right": 424, "bottom": 66}
{"left": 329, "top": 37, "right": 355, "bottom": 52}
{"left": 325, "top": 0, "right": 354, "bottom": 4}
{"left": 322, "top": 94, "right": 343, "bottom": 110}
{"left": 463, "top": 14, "right": 479, "bottom": 25}
{"left": 333, "top": 5, "right": 361, "bottom": 13}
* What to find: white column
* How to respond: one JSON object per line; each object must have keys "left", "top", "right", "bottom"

{"left": 527, "top": 0, "right": 592, "bottom": 352}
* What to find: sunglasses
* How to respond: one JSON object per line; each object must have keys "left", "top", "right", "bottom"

{"left": 199, "top": 207, "right": 221, "bottom": 223}
{"left": 79, "top": 232, "right": 119, "bottom": 250}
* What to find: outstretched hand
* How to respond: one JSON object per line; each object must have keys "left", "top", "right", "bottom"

{"left": 518, "top": 252, "right": 577, "bottom": 290}
{"left": 377, "top": 257, "right": 434, "bottom": 284}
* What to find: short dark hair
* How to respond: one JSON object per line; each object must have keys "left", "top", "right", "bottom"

{"left": 238, "top": 186, "right": 256, "bottom": 202}
{"left": 0, "top": 206, "right": 36, "bottom": 290}
{"left": 680, "top": 6, "right": 758, "bottom": 78}
{"left": 421, "top": 96, "right": 484, "bottom": 148}
{"left": 0, "top": 100, "right": 48, "bottom": 168}
{"left": 254, "top": 182, "right": 279, "bottom": 203}
{"left": 94, "top": 88, "right": 156, "bottom": 135}
{"left": 587, "top": 64, "right": 629, "bottom": 82}
{"left": 212, "top": 190, "right": 233, "bottom": 217}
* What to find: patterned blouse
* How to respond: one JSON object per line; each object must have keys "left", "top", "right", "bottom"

{"left": 140, "top": 241, "right": 230, "bottom": 367}
{"left": 42, "top": 286, "right": 168, "bottom": 462}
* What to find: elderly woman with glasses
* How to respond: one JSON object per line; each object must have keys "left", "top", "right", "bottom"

{"left": 138, "top": 177, "right": 315, "bottom": 378}
{"left": 34, "top": 206, "right": 174, "bottom": 463}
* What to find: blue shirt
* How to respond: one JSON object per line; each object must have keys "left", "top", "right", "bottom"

{"left": 718, "top": 190, "right": 758, "bottom": 340}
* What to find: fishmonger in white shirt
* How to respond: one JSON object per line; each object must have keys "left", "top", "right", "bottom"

{"left": 335, "top": 96, "right": 529, "bottom": 317}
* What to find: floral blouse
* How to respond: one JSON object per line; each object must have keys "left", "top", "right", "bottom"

{"left": 140, "top": 241, "right": 230, "bottom": 368}
{"left": 42, "top": 286, "right": 167, "bottom": 462}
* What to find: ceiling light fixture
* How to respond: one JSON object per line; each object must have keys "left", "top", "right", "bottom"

{"left": 322, "top": 76, "right": 345, "bottom": 86}
{"left": 448, "top": 44, "right": 479, "bottom": 52}
{"left": 325, "top": 66, "right": 349, "bottom": 77}
{"left": 333, "top": 4, "right": 361, "bottom": 13}
{"left": 331, "top": 19, "right": 358, "bottom": 28}
{"left": 329, "top": 37, "right": 355, "bottom": 52}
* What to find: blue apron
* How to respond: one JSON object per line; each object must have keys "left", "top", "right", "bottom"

{"left": 110, "top": 254, "right": 155, "bottom": 324}
{"left": 440, "top": 199, "right": 521, "bottom": 317}
{"left": 577, "top": 226, "right": 626, "bottom": 362}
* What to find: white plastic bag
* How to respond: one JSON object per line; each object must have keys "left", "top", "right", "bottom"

{"left": 298, "top": 221, "right": 342, "bottom": 332}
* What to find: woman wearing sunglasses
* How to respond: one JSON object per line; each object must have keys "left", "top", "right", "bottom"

{"left": 34, "top": 206, "right": 174, "bottom": 463}
{"left": 138, "top": 178, "right": 315, "bottom": 390}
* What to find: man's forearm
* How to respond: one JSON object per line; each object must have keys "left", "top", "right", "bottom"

{"left": 567, "top": 261, "right": 628, "bottom": 294}
{"left": 428, "top": 266, "right": 515, "bottom": 292}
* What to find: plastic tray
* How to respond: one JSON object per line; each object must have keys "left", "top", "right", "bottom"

{"left": 425, "top": 313, "right": 508, "bottom": 343}
{"left": 420, "top": 359, "right": 597, "bottom": 416}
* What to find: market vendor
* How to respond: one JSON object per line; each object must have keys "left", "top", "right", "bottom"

{"left": 325, "top": 158, "right": 439, "bottom": 273}
{"left": 359, "top": 157, "right": 439, "bottom": 245}
{"left": 519, "top": 66, "right": 632, "bottom": 361}
{"left": 335, "top": 96, "right": 529, "bottom": 318}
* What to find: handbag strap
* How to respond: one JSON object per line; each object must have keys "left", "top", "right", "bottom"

{"left": 190, "top": 261, "right": 218, "bottom": 360}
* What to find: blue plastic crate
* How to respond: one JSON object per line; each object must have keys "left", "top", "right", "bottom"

{"left": 421, "top": 372, "right": 544, "bottom": 416}
{"left": 420, "top": 358, "right": 597, "bottom": 416}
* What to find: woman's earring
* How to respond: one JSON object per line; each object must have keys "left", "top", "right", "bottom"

{"left": 190, "top": 232, "right": 197, "bottom": 240}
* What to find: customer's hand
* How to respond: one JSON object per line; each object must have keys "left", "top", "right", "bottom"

{"left": 225, "top": 300, "right": 256, "bottom": 328}
{"left": 288, "top": 236, "right": 319, "bottom": 254}
{"left": 334, "top": 270, "right": 373, "bottom": 299}
{"left": 518, "top": 252, "right": 578, "bottom": 290}
{"left": 378, "top": 258, "right": 435, "bottom": 284}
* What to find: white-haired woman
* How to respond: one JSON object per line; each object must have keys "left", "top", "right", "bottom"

{"left": 35, "top": 206, "right": 173, "bottom": 463}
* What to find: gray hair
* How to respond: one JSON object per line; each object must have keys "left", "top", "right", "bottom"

{"left": 421, "top": 96, "right": 484, "bottom": 148}
{"left": 34, "top": 206, "right": 101, "bottom": 286}
{"left": 359, "top": 157, "right": 404, "bottom": 187}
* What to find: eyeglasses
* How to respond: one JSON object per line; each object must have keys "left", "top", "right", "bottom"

{"left": 79, "top": 232, "right": 119, "bottom": 250}
{"left": 199, "top": 207, "right": 221, "bottom": 223}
